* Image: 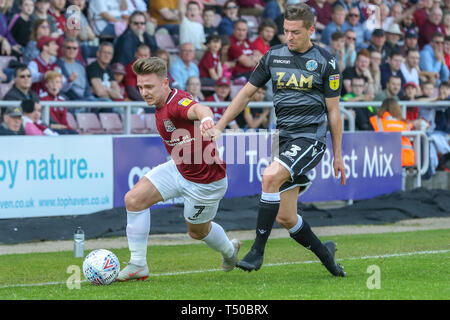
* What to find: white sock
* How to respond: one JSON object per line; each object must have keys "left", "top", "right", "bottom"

{"left": 288, "top": 214, "right": 304, "bottom": 234}
{"left": 202, "top": 222, "right": 234, "bottom": 258}
{"left": 126, "top": 208, "right": 150, "bottom": 266}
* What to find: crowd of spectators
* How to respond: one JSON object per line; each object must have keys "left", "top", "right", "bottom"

{"left": 0, "top": 0, "right": 448, "bottom": 172}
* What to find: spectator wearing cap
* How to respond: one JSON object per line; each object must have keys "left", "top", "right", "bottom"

{"left": 21, "top": 99, "right": 59, "bottom": 136}
{"left": 400, "top": 48, "right": 421, "bottom": 89}
{"left": 419, "top": 6, "right": 446, "bottom": 49}
{"left": 321, "top": 4, "right": 347, "bottom": 47}
{"left": 57, "top": 37, "right": 97, "bottom": 101}
{"left": 3, "top": 65, "right": 40, "bottom": 103}
{"left": 113, "top": 11, "right": 158, "bottom": 66}
{"left": 401, "top": 29, "right": 419, "bottom": 56}
{"left": 0, "top": 106, "right": 25, "bottom": 136}
{"left": 383, "top": 23, "right": 404, "bottom": 63}
{"left": 341, "top": 6, "right": 372, "bottom": 52}
{"left": 111, "top": 62, "right": 128, "bottom": 101}
{"left": 420, "top": 32, "right": 450, "bottom": 87}
{"left": 124, "top": 44, "right": 151, "bottom": 101}
{"left": 367, "top": 29, "right": 388, "bottom": 63}
{"left": 305, "top": 0, "right": 333, "bottom": 34}
{"left": 204, "top": 77, "right": 239, "bottom": 129}
{"left": 28, "top": 35, "right": 67, "bottom": 95}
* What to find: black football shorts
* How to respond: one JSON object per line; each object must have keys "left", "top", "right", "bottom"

{"left": 272, "top": 135, "right": 326, "bottom": 194}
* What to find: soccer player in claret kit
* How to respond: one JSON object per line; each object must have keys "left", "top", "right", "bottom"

{"left": 208, "top": 3, "right": 347, "bottom": 276}
{"left": 117, "top": 57, "right": 241, "bottom": 281}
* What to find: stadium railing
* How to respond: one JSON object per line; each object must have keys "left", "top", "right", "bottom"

{"left": 1, "top": 99, "right": 447, "bottom": 189}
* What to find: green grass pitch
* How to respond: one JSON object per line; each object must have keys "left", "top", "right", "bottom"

{"left": 0, "top": 229, "right": 449, "bottom": 300}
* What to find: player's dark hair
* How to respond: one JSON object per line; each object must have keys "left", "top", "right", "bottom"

{"left": 284, "top": 3, "right": 315, "bottom": 29}
{"left": 132, "top": 57, "right": 167, "bottom": 78}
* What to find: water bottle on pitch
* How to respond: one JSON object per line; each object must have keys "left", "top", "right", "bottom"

{"left": 74, "top": 227, "right": 85, "bottom": 258}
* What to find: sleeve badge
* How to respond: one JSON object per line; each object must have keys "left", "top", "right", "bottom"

{"left": 178, "top": 98, "right": 193, "bottom": 107}
{"left": 329, "top": 74, "right": 340, "bottom": 91}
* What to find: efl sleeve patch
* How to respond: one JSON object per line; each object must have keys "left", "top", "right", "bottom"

{"left": 178, "top": 98, "right": 193, "bottom": 107}
{"left": 329, "top": 74, "right": 340, "bottom": 91}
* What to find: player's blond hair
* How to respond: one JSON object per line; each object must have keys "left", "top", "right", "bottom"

{"left": 132, "top": 57, "right": 167, "bottom": 78}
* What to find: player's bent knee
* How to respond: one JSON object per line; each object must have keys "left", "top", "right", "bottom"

{"left": 276, "top": 214, "right": 295, "bottom": 229}
{"left": 188, "top": 230, "right": 207, "bottom": 240}
{"left": 124, "top": 191, "right": 145, "bottom": 212}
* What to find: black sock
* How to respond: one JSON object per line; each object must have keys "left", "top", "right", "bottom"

{"left": 251, "top": 199, "right": 279, "bottom": 254}
{"left": 290, "top": 219, "right": 332, "bottom": 264}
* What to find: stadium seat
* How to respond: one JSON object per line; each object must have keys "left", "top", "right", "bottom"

{"left": 66, "top": 112, "right": 80, "bottom": 132}
{"left": 99, "top": 112, "right": 124, "bottom": 134}
{"left": 0, "top": 56, "right": 16, "bottom": 70}
{"left": 0, "top": 82, "right": 13, "bottom": 99}
{"left": 130, "top": 114, "right": 150, "bottom": 134}
{"left": 230, "top": 85, "right": 244, "bottom": 99}
{"left": 144, "top": 114, "right": 159, "bottom": 133}
{"left": 155, "top": 33, "right": 178, "bottom": 54}
{"left": 242, "top": 15, "right": 259, "bottom": 37}
{"left": 75, "top": 112, "right": 105, "bottom": 134}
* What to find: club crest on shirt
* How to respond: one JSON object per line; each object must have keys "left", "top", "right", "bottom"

{"left": 329, "top": 74, "right": 340, "bottom": 91}
{"left": 178, "top": 98, "right": 193, "bottom": 107}
{"left": 163, "top": 119, "right": 176, "bottom": 132}
{"left": 305, "top": 59, "right": 318, "bottom": 71}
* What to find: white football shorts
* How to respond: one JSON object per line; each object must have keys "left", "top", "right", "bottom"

{"left": 144, "top": 159, "right": 228, "bottom": 224}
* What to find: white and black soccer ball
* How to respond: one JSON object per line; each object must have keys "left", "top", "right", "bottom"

{"left": 82, "top": 249, "right": 120, "bottom": 285}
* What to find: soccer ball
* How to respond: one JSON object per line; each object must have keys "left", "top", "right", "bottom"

{"left": 82, "top": 249, "right": 120, "bottom": 285}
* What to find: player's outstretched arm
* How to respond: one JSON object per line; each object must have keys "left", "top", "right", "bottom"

{"left": 326, "top": 96, "right": 346, "bottom": 185}
{"left": 215, "top": 82, "right": 260, "bottom": 134}
{"left": 187, "top": 102, "right": 217, "bottom": 138}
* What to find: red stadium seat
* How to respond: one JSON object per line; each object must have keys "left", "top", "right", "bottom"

{"left": 155, "top": 33, "right": 178, "bottom": 54}
{"left": 130, "top": 114, "right": 150, "bottom": 134}
{"left": 66, "top": 112, "right": 80, "bottom": 132}
{"left": 144, "top": 114, "right": 159, "bottom": 133}
{"left": 75, "top": 112, "right": 106, "bottom": 134}
{"left": 99, "top": 112, "right": 124, "bottom": 134}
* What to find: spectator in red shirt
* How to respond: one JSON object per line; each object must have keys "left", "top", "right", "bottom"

{"left": 227, "top": 19, "right": 262, "bottom": 80}
{"left": 419, "top": 6, "right": 446, "bottom": 49}
{"left": 48, "top": 0, "right": 66, "bottom": 34}
{"left": 444, "top": 35, "right": 450, "bottom": 71}
{"left": 125, "top": 44, "right": 151, "bottom": 101}
{"left": 199, "top": 35, "right": 223, "bottom": 87}
{"left": 251, "top": 19, "right": 277, "bottom": 56}
{"left": 204, "top": 77, "right": 239, "bottom": 129}
{"left": 306, "top": 0, "right": 332, "bottom": 33}
{"left": 413, "top": 0, "right": 433, "bottom": 28}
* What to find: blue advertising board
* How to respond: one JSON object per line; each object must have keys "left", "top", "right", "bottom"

{"left": 112, "top": 131, "right": 402, "bottom": 207}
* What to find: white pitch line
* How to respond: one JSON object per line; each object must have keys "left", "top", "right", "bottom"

{"left": 0, "top": 249, "right": 448, "bottom": 289}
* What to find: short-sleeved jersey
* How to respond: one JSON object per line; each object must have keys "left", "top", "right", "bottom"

{"left": 155, "top": 88, "right": 226, "bottom": 184}
{"left": 249, "top": 44, "right": 342, "bottom": 144}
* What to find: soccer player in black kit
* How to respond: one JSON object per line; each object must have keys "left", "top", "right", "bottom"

{"left": 207, "top": 3, "right": 347, "bottom": 276}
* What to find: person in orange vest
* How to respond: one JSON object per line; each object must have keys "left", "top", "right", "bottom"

{"left": 369, "top": 98, "right": 416, "bottom": 167}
